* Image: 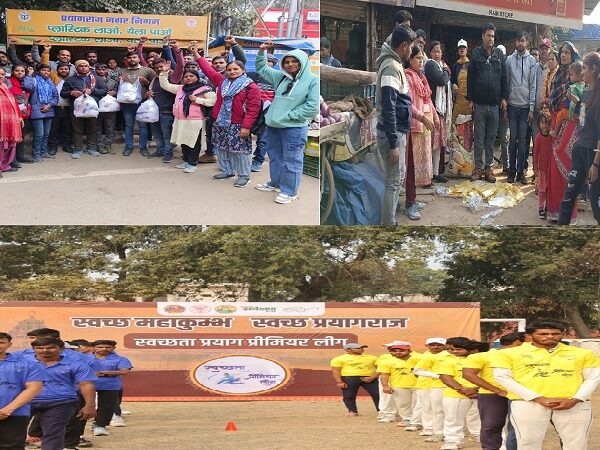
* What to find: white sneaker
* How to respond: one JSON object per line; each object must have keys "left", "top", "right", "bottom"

{"left": 274, "top": 193, "right": 298, "bottom": 204}
{"left": 183, "top": 165, "right": 197, "bottom": 173}
{"left": 255, "top": 183, "right": 279, "bottom": 192}
{"left": 110, "top": 415, "right": 126, "bottom": 427}
{"left": 120, "top": 410, "right": 132, "bottom": 415}
{"left": 419, "top": 430, "right": 434, "bottom": 436}
{"left": 404, "top": 425, "right": 421, "bottom": 431}
{"left": 93, "top": 427, "right": 110, "bottom": 436}
{"left": 424, "top": 435, "right": 444, "bottom": 442}
{"left": 397, "top": 419, "right": 411, "bottom": 427}
{"left": 175, "top": 162, "right": 188, "bottom": 169}
{"left": 377, "top": 418, "right": 394, "bottom": 423}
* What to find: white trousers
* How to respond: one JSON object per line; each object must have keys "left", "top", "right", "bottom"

{"left": 430, "top": 387, "right": 445, "bottom": 435}
{"left": 415, "top": 389, "right": 432, "bottom": 430}
{"left": 510, "top": 400, "right": 593, "bottom": 450}
{"left": 378, "top": 379, "right": 397, "bottom": 420}
{"left": 442, "top": 397, "right": 481, "bottom": 444}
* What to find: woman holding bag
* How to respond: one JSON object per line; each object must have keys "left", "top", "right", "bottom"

{"left": 196, "top": 49, "right": 261, "bottom": 187}
{"left": 26, "top": 64, "right": 58, "bottom": 162}
{"left": 158, "top": 67, "right": 216, "bottom": 174}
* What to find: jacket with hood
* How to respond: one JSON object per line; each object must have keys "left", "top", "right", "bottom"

{"left": 466, "top": 46, "right": 507, "bottom": 106}
{"left": 375, "top": 42, "right": 412, "bottom": 149}
{"left": 255, "top": 49, "right": 319, "bottom": 128}
{"left": 505, "top": 50, "right": 537, "bottom": 111}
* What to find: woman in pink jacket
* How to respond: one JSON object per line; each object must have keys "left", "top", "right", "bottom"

{"left": 197, "top": 52, "right": 261, "bottom": 188}
{"left": 158, "top": 68, "right": 216, "bottom": 174}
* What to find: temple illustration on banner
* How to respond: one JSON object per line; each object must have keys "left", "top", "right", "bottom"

{"left": 8, "top": 312, "right": 46, "bottom": 349}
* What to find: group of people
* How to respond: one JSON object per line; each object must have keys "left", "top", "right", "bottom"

{"left": 0, "top": 36, "right": 319, "bottom": 204}
{"left": 0, "top": 327, "right": 132, "bottom": 450}
{"left": 375, "top": 15, "right": 600, "bottom": 224}
{"left": 330, "top": 319, "right": 600, "bottom": 450}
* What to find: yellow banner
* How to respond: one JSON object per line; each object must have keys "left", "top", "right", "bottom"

{"left": 5, "top": 9, "right": 210, "bottom": 47}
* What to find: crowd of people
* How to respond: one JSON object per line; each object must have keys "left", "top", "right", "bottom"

{"left": 0, "top": 36, "right": 319, "bottom": 204}
{"left": 0, "top": 327, "right": 132, "bottom": 450}
{"left": 330, "top": 320, "right": 600, "bottom": 450}
{"left": 369, "top": 13, "right": 600, "bottom": 224}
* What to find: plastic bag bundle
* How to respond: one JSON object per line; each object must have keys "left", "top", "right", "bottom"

{"left": 98, "top": 95, "right": 120, "bottom": 113}
{"left": 73, "top": 94, "right": 99, "bottom": 118}
{"left": 117, "top": 79, "right": 142, "bottom": 104}
{"left": 136, "top": 98, "right": 159, "bottom": 123}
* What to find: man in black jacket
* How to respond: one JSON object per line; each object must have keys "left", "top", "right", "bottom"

{"left": 466, "top": 23, "right": 508, "bottom": 183}
{"left": 60, "top": 60, "right": 107, "bottom": 160}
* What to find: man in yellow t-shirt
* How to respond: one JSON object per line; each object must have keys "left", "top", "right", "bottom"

{"left": 413, "top": 337, "right": 451, "bottom": 442}
{"left": 376, "top": 340, "right": 410, "bottom": 423}
{"left": 491, "top": 320, "right": 600, "bottom": 450}
{"left": 463, "top": 332, "right": 524, "bottom": 450}
{"left": 377, "top": 342, "right": 420, "bottom": 424}
{"left": 330, "top": 343, "right": 379, "bottom": 416}
{"left": 438, "top": 337, "right": 481, "bottom": 450}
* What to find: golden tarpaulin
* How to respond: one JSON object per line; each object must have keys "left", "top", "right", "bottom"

{"left": 5, "top": 9, "right": 210, "bottom": 48}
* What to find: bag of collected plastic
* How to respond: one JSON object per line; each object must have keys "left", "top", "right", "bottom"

{"left": 73, "top": 94, "right": 99, "bottom": 118}
{"left": 98, "top": 94, "right": 120, "bottom": 113}
{"left": 136, "top": 98, "right": 159, "bottom": 123}
{"left": 117, "top": 79, "right": 142, "bottom": 104}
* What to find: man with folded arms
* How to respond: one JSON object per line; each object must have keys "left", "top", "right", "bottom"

{"left": 492, "top": 320, "right": 600, "bottom": 450}
{"left": 330, "top": 343, "right": 379, "bottom": 416}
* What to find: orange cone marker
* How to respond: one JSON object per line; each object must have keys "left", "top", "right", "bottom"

{"left": 225, "top": 421, "right": 238, "bottom": 431}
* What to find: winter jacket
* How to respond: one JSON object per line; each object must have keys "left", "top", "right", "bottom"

{"left": 375, "top": 42, "right": 413, "bottom": 149}
{"left": 149, "top": 74, "right": 176, "bottom": 114}
{"left": 197, "top": 57, "right": 262, "bottom": 130}
{"left": 26, "top": 75, "right": 59, "bottom": 119}
{"left": 466, "top": 46, "right": 507, "bottom": 106}
{"left": 424, "top": 59, "right": 451, "bottom": 107}
{"left": 506, "top": 50, "right": 537, "bottom": 111}
{"left": 255, "top": 49, "right": 319, "bottom": 128}
{"left": 60, "top": 72, "right": 107, "bottom": 105}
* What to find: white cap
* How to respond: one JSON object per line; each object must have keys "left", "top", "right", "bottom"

{"left": 497, "top": 45, "right": 506, "bottom": 55}
{"left": 426, "top": 337, "right": 447, "bottom": 345}
{"left": 457, "top": 39, "right": 468, "bottom": 48}
{"left": 383, "top": 340, "right": 412, "bottom": 347}
{"left": 344, "top": 343, "right": 367, "bottom": 350}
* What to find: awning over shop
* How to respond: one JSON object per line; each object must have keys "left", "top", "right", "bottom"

{"left": 5, "top": 9, "right": 210, "bottom": 47}
{"left": 416, "top": 0, "right": 586, "bottom": 30}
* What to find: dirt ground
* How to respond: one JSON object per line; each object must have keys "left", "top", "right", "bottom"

{"left": 87, "top": 393, "right": 599, "bottom": 450}
{"left": 396, "top": 167, "right": 597, "bottom": 226}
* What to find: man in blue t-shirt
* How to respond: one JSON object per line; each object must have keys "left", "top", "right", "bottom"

{"left": 0, "top": 332, "right": 47, "bottom": 450}
{"left": 30, "top": 337, "right": 97, "bottom": 450}
{"left": 92, "top": 340, "right": 133, "bottom": 437}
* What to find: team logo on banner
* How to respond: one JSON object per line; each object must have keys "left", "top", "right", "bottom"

{"left": 190, "top": 355, "right": 291, "bottom": 395}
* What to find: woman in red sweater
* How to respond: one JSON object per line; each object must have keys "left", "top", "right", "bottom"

{"left": 197, "top": 50, "right": 261, "bottom": 188}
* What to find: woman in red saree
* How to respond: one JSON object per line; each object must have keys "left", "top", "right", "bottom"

{"left": 0, "top": 67, "right": 24, "bottom": 176}
{"left": 546, "top": 42, "right": 580, "bottom": 222}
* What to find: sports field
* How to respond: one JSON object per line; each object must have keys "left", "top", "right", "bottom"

{"left": 88, "top": 393, "right": 600, "bottom": 449}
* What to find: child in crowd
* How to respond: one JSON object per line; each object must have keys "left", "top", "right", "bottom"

{"left": 551, "top": 61, "right": 585, "bottom": 137}
{"left": 534, "top": 113, "right": 553, "bottom": 219}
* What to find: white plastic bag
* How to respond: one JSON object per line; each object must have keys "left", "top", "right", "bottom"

{"left": 117, "top": 79, "right": 142, "bottom": 104}
{"left": 73, "top": 94, "right": 99, "bottom": 118}
{"left": 98, "top": 94, "right": 120, "bottom": 113}
{"left": 136, "top": 98, "right": 159, "bottom": 123}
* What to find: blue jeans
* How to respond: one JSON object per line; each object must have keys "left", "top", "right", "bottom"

{"left": 121, "top": 103, "right": 147, "bottom": 150}
{"left": 508, "top": 106, "right": 530, "bottom": 173}
{"left": 30, "top": 401, "right": 78, "bottom": 450}
{"left": 31, "top": 117, "right": 53, "bottom": 158}
{"left": 473, "top": 104, "right": 499, "bottom": 170}
{"left": 265, "top": 125, "right": 308, "bottom": 196}
{"left": 150, "top": 112, "right": 175, "bottom": 157}
{"left": 498, "top": 117, "right": 509, "bottom": 169}
{"left": 253, "top": 126, "right": 268, "bottom": 163}
{"left": 376, "top": 129, "right": 407, "bottom": 226}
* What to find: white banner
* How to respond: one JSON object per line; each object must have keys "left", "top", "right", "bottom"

{"left": 157, "top": 302, "right": 326, "bottom": 317}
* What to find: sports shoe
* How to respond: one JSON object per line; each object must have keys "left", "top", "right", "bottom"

{"left": 122, "top": 148, "right": 133, "bottom": 156}
{"left": 404, "top": 425, "right": 422, "bottom": 431}
{"left": 162, "top": 155, "right": 173, "bottom": 163}
{"left": 405, "top": 204, "right": 421, "bottom": 220}
{"left": 78, "top": 437, "right": 93, "bottom": 448}
{"left": 213, "top": 172, "right": 235, "bottom": 180}
{"left": 234, "top": 176, "right": 251, "bottom": 188}
{"left": 41, "top": 153, "right": 54, "bottom": 159}
{"left": 72, "top": 150, "right": 82, "bottom": 159}
{"left": 120, "top": 410, "right": 132, "bottom": 415}
{"left": 424, "top": 435, "right": 444, "bottom": 442}
{"left": 251, "top": 160, "right": 263, "bottom": 172}
{"left": 92, "top": 427, "right": 110, "bottom": 437}
{"left": 110, "top": 415, "right": 127, "bottom": 427}
{"left": 98, "top": 147, "right": 109, "bottom": 154}
{"left": 198, "top": 153, "right": 217, "bottom": 163}
{"left": 255, "top": 183, "right": 279, "bottom": 192}
{"left": 418, "top": 430, "right": 434, "bottom": 436}
{"left": 86, "top": 149, "right": 100, "bottom": 157}
{"left": 507, "top": 171, "right": 516, "bottom": 183}
{"left": 140, "top": 148, "right": 150, "bottom": 157}
{"left": 470, "top": 168, "right": 483, "bottom": 182}
{"left": 484, "top": 167, "right": 496, "bottom": 183}
{"left": 396, "top": 419, "right": 410, "bottom": 426}
{"left": 183, "top": 165, "right": 197, "bottom": 173}
{"left": 415, "top": 201, "right": 426, "bottom": 211}
{"left": 148, "top": 151, "right": 164, "bottom": 158}
{"left": 34, "top": 156, "right": 43, "bottom": 163}
{"left": 377, "top": 418, "right": 394, "bottom": 423}
{"left": 175, "top": 162, "right": 189, "bottom": 169}
{"left": 516, "top": 172, "right": 528, "bottom": 185}
{"left": 275, "top": 193, "right": 298, "bottom": 204}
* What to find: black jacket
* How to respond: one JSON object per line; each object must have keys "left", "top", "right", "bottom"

{"left": 424, "top": 59, "right": 451, "bottom": 106}
{"left": 60, "top": 72, "right": 107, "bottom": 105}
{"left": 466, "top": 46, "right": 507, "bottom": 106}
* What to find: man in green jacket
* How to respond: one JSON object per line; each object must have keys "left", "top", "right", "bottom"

{"left": 254, "top": 45, "right": 319, "bottom": 204}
